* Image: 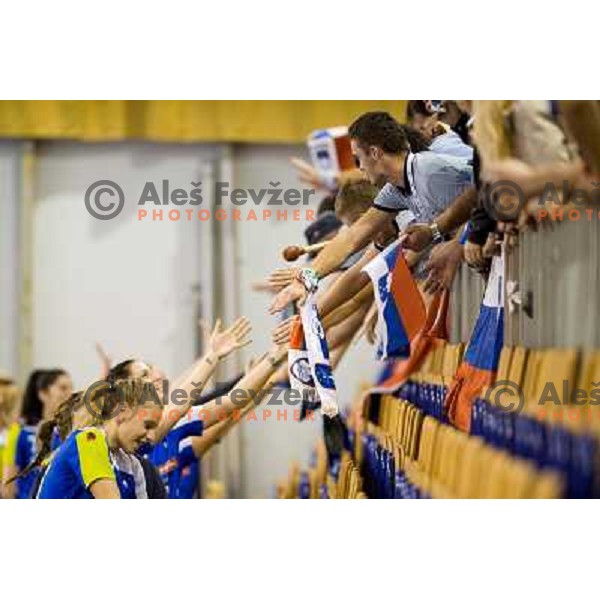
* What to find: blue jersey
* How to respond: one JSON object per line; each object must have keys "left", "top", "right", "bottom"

{"left": 178, "top": 460, "right": 200, "bottom": 499}
{"left": 37, "top": 427, "right": 116, "bottom": 499}
{"left": 5, "top": 423, "right": 38, "bottom": 499}
{"left": 51, "top": 428, "right": 62, "bottom": 451}
{"left": 149, "top": 407, "right": 204, "bottom": 499}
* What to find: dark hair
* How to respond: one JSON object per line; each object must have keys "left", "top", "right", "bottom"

{"left": 348, "top": 112, "right": 409, "bottom": 155}
{"left": 304, "top": 211, "right": 341, "bottom": 246}
{"left": 317, "top": 194, "right": 336, "bottom": 216}
{"left": 401, "top": 125, "right": 430, "bottom": 153}
{"left": 21, "top": 369, "right": 68, "bottom": 426}
{"left": 107, "top": 359, "right": 136, "bottom": 383}
{"left": 406, "top": 100, "right": 432, "bottom": 121}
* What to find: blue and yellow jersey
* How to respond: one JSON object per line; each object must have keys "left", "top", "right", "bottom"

{"left": 37, "top": 427, "right": 116, "bottom": 499}
{"left": 0, "top": 426, "right": 8, "bottom": 488}
{"left": 4, "top": 423, "right": 38, "bottom": 499}
{"left": 148, "top": 407, "right": 204, "bottom": 499}
{"left": 27, "top": 428, "right": 64, "bottom": 498}
{"left": 0, "top": 426, "right": 8, "bottom": 481}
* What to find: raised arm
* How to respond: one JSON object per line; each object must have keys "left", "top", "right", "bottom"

{"left": 190, "top": 370, "right": 286, "bottom": 458}
{"left": 402, "top": 187, "right": 477, "bottom": 252}
{"left": 155, "top": 317, "right": 252, "bottom": 442}
{"left": 199, "top": 346, "right": 288, "bottom": 429}
{"left": 326, "top": 299, "right": 371, "bottom": 350}
{"left": 269, "top": 207, "right": 394, "bottom": 313}
{"left": 322, "top": 283, "right": 373, "bottom": 331}
{"left": 482, "top": 157, "right": 584, "bottom": 201}
{"left": 316, "top": 245, "right": 378, "bottom": 318}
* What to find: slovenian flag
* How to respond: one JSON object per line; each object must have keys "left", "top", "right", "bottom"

{"left": 368, "top": 289, "right": 450, "bottom": 395}
{"left": 445, "top": 251, "right": 505, "bottom": 432}
{"left": 362, "top": 239, "right": 426, "bottom": 360}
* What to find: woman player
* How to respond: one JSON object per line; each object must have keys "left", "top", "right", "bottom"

{"left": 30, "top": 316, "right": 260, "bottom": 498}
{"left": 36, "top": 378, "right": 160, "bottom": 499}
{"left": 2, "top": 369, "right": 72, "bottom": 499}
{"left": 143, "top": 344, "right": 289, "bottom": 498}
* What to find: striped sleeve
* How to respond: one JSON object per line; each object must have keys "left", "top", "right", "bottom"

{"left": 74, "top": 428, "right": 116, "bottom": 488}
{"left": 373, "top": 183, "right": 406, "bottom": 212}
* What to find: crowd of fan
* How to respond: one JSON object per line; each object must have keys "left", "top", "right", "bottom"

{"left": 0, "top": 100, "right": 598, "bottom": 499}
{"left": 266, "top": 101, "right": 597, "bottom": 387}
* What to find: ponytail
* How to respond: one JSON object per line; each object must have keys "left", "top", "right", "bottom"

{"left": 8, "top": 392, "right": 83, "bottom": 484}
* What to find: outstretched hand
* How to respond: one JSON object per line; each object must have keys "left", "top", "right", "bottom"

{"left": 289, "top": 157, "right": 334, "bottom": 192}
{"left": 423, "top": 238, "right": 463, "bottom": 293}
{"left": 208, "top": 317, "right": 252, "bottom": 359}
{"left": 272, "top": 315, "right": 298, "bottom": 346}
{"left": 269, "top": 280, "right": 306, "bottom": 314}
{"left": 268, "top": 267, "right": 299, "bottom": 292}
{"left": 95, "top": 342, "right": 112, "bottom": 379}
{"left": 400, "top": 223, "right": 433, "bottom": 252}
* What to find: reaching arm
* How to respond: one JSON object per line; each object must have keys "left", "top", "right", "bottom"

{"left": 317, "top": 246, "right": 379, "bottom": 318}
{"left": 95, "top": 343, "right": 113, "bottom": 380}
{"left": 271, "top": 284, "right": 372, "bottom": 349}
{"left": 483, "top": 157, "right": 584, "bottom": 200}
{"left": 322, "top": 283, "right": 373, "bottom": 331}
{"left": 199, "top": 346, "right": 288, "bottom": 429}
{"left": 155, "top": 317, "right": 252, "bottom": 442}
{"left": 269, "top": 207, "right": 395, "bottom": 313}
{"left": 190, "top": 373, "right": 284, "bottom": 458}
{"left": 326, "top": 300, "right": 371, "bottom": 350}
{"left": 328, "top": 301, "right": 374, "bottom": 370}
{"left": 435, "top": 186, "right": 478, "bottom": 235}
{"left": 191, "top": 374, "right": 244, "bottom": 406}
{"left": 402, "top": 187, "right": 477, "bottom": 251}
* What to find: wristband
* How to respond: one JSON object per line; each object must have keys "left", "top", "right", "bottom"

{"left": 296, "top": 267, "right": 319, "bottom": 293}
{"left": 429, "top": 222, "right": 445, "bottom": 244}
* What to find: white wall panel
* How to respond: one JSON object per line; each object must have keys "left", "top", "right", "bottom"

{"left": 32, "top": 141, "right": 218, "bottom": 388}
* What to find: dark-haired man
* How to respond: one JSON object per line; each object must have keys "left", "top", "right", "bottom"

{"left": 270, "top": 111, "right": 476, "bottom": 312}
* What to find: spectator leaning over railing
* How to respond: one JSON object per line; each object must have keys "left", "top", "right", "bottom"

{"left": 269, "top": 111, "right": 477, "bottom": 314}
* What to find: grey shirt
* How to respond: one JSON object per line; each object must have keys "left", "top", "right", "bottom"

{"left": 373, "top": 151, "right": 474, "bottom": 224}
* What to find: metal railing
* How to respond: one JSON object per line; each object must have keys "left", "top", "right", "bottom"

{"left": 450, "top": 217, "right": 599, "bottom": 350}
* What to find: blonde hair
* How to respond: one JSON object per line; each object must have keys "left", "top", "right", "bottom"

{"left": 11, "top": 379, "right": 158, "bottom": 484}
{"left": 0, "top": 383, "right": 21, "bottom": 425}
{"left": 335, "top": 178, "right": 379, "bottom": 225}
{"left": 472, "top": 100, "right": 514, "bottom": 166}
{"left": 9, "top": 391, "right": 83, "bottom": 484}
{"left": 84, "top": 378, "right": 158, "bottom": 426}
